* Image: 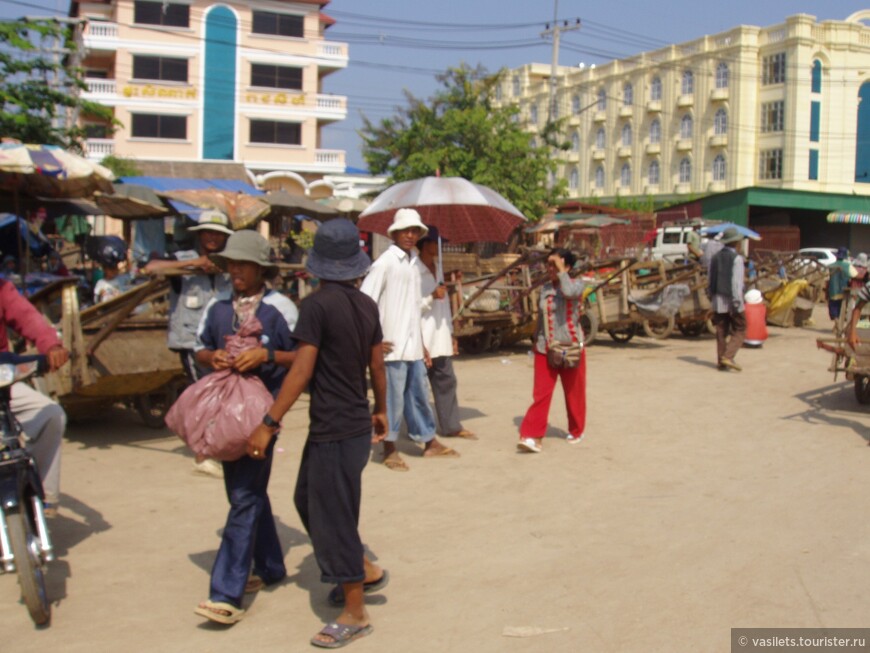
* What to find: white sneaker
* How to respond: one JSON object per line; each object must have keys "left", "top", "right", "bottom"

{"left": 517, "top": 438, "right": 542, "bottom": 453}
{"left": 192, "top": 458, "right": 224, "bottom": 478}
{"left": 566, "top": 433, "right": 585, "bottom": 444}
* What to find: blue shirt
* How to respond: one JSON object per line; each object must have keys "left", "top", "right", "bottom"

{"left": 195, "top": 289, "right": 298, "bottom": 396}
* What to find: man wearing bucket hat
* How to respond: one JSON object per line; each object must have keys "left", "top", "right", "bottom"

{"left": 707, "top": 226, "right": 747, "bottom": 371}
{"left": 361, "top": 208, "right": 459, "bottom": 471}
{"left": 247, "top": 218, "right": 388, "bottom": 648}
{"left": 145, "top": 210, "right": 235, "bottom": 477}
{"left": 192, "top": 229, "right": 298, "bottom": 626}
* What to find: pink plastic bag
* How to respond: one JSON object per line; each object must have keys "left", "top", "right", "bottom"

{"left": 165, "top": 315, "right": 274, "bottom": 461}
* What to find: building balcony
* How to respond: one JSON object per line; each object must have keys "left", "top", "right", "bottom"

{"left": 568, "top": 115, "right": 581, "bottom": 126}
{"left": 677, "top": 94, "right": 694, "bottom": 108}
{"left": 592, "top": 149, "right": 606, "bottom": 160}
{"left": 85, "top": 138, "right": 115, "bottom": 161}
{"left": 85, "top": 78, "right": 117, "bottom": 98}
{"left": 708, "top": 181, "right": 726, "bottom": 192}
{"left": 646, "top": 100, "right": 662, "bottom": 113}
{"left": 709, "top": 134, "right": 728, "bottom": 147}
{"left": 675, "top": 182, "right": 691, "bottom": 194}
{"left": 240, "top": 92, "right": 347, "bottom": 122}
{"left": 644, "top": 184, "right": 659, "bottom": 195}
{"left": 645, "top": 142, "right": 661, "bottom": 155}
{"left": 710, "top": 87, "right": 729, "bottom": 102}
{"left": 676, "top": 138, "right": 693, "bottom": 151}
{"left": 564, "top": 151, "right": 581, "bottom": 163}
{"left": 316, "top": 41, "right": 349, "bottom": 69}
{"left": 593, "top": 111, "right": 607, "bottom": 123}
{"left": 617, "top": 146, "right": 632, "bottom": 158}
{"left": 618, "top": 106, "right": 633, "bottom": 118}
{"left": 315, "top": 149, "right": 345, "bottom": 170}
{"left": 82, "top": 21, "right": 120, "bottom": 51}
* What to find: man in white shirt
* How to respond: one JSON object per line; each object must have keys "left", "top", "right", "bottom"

{"left": 361, "top": 209, "right": 459, "bottom": 471}
{"left": 415, "top": 226, "right": 475, "bottom": 440}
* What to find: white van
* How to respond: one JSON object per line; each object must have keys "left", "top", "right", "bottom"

{"left": 650, "top": 226, "right": 703, "bottom": 262}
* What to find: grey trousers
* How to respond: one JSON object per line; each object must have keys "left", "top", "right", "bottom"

{"left": 11, "top": 383, "right": 65, "bottom": 505}
{"left": 427, "top": 356, "right": 463, "bottom": 435}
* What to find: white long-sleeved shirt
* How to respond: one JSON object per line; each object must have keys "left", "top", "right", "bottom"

{"left": 360, "top": 244, "right": 424, "bottom": 362}
{"left": 415, "top": 258, "right": 454, "bottom": 358}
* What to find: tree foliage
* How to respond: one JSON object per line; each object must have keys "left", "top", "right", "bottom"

{"left": 359, "top": 64, "right": 565, "bottom": 221}
{"left": 0, "top": 19, "right": 115, "bottom": 151}
{"left": 100, "top": 155, "right": 141, "bottom": 177}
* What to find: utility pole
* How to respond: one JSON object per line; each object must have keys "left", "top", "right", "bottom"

{"left": 541, "top": 0, "right": 581, "bottom": 122}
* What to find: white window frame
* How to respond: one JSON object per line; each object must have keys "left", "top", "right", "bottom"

{"left": 679, "top": 157, "right": 692, "bottom": 183}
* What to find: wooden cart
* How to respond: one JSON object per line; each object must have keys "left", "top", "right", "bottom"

{"left": 817, "top": 287, "right": 870, "bottom": 404}
{"left": 29, "top": 277, "right": 186, "bottom": 427}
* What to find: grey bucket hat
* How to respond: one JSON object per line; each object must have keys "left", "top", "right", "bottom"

{"left": 305, "top": 218, "right": 371, "bottom": 281}
{"left": 719, "top": 226, "right": 745, "bottom": 244}
{"left": 209, "top": 230, "right": 278, "bottom": 277}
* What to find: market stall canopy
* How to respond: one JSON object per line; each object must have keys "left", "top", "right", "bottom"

{"left": 699, "top": 222, "right": 761, "bottom": 241}
{"left": 94, "top": 183, "right": 173, "bottom": 219}
{"left": 827, "top": 211, "right": 870, "bottom": 225}
{"left": 0, "top": 143, "right": 114, "bottom": 198}
{"left": 264, "top": 190, "right": 339, "bottom": 220}
{"left": 357, "top": 176, "right": 526, "bottom": 244}
{"left": 554, "top": 213, "right": 632, "bottom": 228}
{"left": 318, "top": 196, "right": 370, "bottom": 217}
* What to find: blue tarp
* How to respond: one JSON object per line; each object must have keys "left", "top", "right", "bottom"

{"left": 119, "top": 176, "right": 264, "bottom": 216}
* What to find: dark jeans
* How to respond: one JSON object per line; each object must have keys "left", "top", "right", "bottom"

{"left": 712, "top": 310, "right": 747, "bottom": 362}
{"left": 294, "top": 433, "right": 371, "bottom": 585}
{"left": 209, "top": 438, "right": 285, "bottom": 608}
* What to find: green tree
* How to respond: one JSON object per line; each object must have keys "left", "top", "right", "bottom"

{"left": 0, "top": 19, "right": 115, "bottom": 151}
{"left": 100, "top": 155, "right": 140, "bottom": 177}
{"left": 360, "top": 64, "right": 565, "bottom": 221}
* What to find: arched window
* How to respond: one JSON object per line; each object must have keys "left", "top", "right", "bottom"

{"left": 715, "top": 62, "right": 729, "bottom": 89}
{"left": 570, "top": 167, "right": 580, "bottom": 190}
{"left": 621, "top": 163, "right": 631, "bottom": 187}
{"left": 597, "top": 87, "right": 607, "bottom": 111}
{"left": 649, "top": 118, "right": 661, "bottom": 144}
{"left": 529, "top": 103, "right": 538, "bottom": 124}
{"left": 622, "top": 123, "right": 632, "bottom": 147}
{"left": 714, "top": 108, "right": 727, "bottom": 135}
{"left": 650, "top": 76, "right": 662, "bottom": 101}
{"left": 595, "top": 165, "right": 605, "bottom": 189}
{"left": 681, "top": 70, "right": 694, "bottom": 95}
{"left": 596, "top": 127, "right": 606, "bottom": 149}
{"left": 572, "top": 132, "right": 581, "bottom": 152}
{"left": 679, "top": 157, "right": 692, "bottom": 183}
{"left": 623, "top": 82, "right": 633, "bottom": 107}
{"left": 572, "top": 94, "right": 581, "bottom": 114}
{"left": 812, "top": 59, "right": 822, "bottom": 94}
{"left": 680, "top": 114, "right": 693, "bottom": 139}
{"left": 512, "top": 75, "right": 520, "bottom": 97}
{"left": 648, "top": 160, "right": 660, "bottom": 185}
{"left": 713, "top": 154, "right": 727, "bottom": 181}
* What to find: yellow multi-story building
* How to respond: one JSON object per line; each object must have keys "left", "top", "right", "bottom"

{"left": 497, "top": 11, "right": 870, "bottom": 204}
{"left": 72, "top": 0, "right": 347, "bottom": 187}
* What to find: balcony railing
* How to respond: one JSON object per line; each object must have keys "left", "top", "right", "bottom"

{"left": 85, "top": 21, "right": 118, "bottom": 39}
{"left": 315, "top": 149, "right": 345, "bottom": 168}
{"left": 85, "top": 79, "right": 117, "bottom": 96}
{"left": 85, "top": 138, "right": 115, "bottom": 160}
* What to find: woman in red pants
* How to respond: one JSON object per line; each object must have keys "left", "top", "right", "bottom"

{"left": 518, "top": 249, "right": 590, "bottom": 453}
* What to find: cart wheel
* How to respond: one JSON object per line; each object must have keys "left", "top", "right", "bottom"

{"left": 136, "top": 378, "right": 184, "bottom": 429}
{"left": 642, "top": 316, "right": 675, "bottom": 339}
{"left": 677, "top": 321, "right": 706, "bottom": 337}
{"left": 580, "top": 311, "right": 598, "bottom": 346}
{"left": 855, "top": 375, "right": 870, "bottom": 405}
{"left": 461, "top": 331, "right": 492, "bottom": 355}
{"left": 607, "top": 324, "right": 637, "bottom": 343}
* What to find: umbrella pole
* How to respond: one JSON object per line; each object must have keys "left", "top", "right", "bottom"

{"left": 436, "top": 235, "right": 444, "bottom": 285}
{"left": 14, "top": 190, "right": 25, "bottom": 291}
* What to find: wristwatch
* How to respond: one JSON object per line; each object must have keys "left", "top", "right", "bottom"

{"left": 266, "top": 348, "right": 275, "bottom": 363}
{"left": 262, "top": 413, "right": 280, "bottom": 429}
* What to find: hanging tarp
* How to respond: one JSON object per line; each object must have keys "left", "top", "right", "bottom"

{"left": 827, "top": 212, "right": 870, "bottom": 225}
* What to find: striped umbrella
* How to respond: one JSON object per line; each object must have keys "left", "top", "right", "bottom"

{"left": 0, "top": 143, "right": 114, "bottom": 198}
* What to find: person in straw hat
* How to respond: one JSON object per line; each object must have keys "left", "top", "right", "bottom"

{"left": 707, "top": 226, "right": 747, "bottom": 371}
{"left": 360, "top": 208, "right": 460, "bottom": 471}
{"left": 192, "top": 230, "right": 298, "bottom": 625}
{"left": 248, "top": 218, "right": 388, "bottom": 648}
{"left": 144, "top": 209, "right": 234, "bottom": 478}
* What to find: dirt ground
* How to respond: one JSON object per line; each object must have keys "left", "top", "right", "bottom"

{"left": 3, "top": 304, "right": 870, "bottom": 653}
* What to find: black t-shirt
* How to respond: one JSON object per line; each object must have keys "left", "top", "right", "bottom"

{"left": 293, "top": 282, "right": 383, "bottom": 442}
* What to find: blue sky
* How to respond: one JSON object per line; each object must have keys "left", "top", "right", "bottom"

{"left": 2, "top": 0, "right": 868, "bottom": 169}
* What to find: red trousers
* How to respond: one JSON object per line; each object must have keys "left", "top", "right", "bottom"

{"left": 519, "top": 350, "right": 587, "bottom": 439}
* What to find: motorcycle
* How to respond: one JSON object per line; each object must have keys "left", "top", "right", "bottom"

{"left": 0, "top": 352, "right": 53, "bottom": 626}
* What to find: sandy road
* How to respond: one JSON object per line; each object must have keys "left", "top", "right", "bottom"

{"left": 2, "top": 305, "right": 869, "bottom": 653}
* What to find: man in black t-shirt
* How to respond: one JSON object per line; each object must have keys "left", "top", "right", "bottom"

{"left": 248, "top": 218, "right": 387, "bottom": 649}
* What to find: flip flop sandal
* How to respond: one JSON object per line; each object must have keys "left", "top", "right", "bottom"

{"left": 383, "top": 454, "right": 409, "bottom": 472}
{"left": 423, "top": 446, "right": 460, "bottom": 458}
{"left": 327, "top": 570, "right": 390, "bottom": 607}
{"left": 194, "top": 600, "right": 245, "bottom": 625}
{"left": 446, "top": 429, "right": 478, "bottom": 440}
{"left": 311, "top": 622, "right": 373, "bottom": 649}
{"left": 245, "top": 574, "right": 265, "bottom": 594}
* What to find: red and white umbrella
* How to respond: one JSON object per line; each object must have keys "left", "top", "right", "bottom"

{"left": 357, "top": 176, "right": 526, "bottom": 244}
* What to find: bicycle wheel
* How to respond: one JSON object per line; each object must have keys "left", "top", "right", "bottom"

{"left": 7, "top": 510, "right": 50, "bottom": 626}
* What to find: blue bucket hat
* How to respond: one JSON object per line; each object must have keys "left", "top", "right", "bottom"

{"left": 306, "top": 218, "right": 371, "bottom": 281}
